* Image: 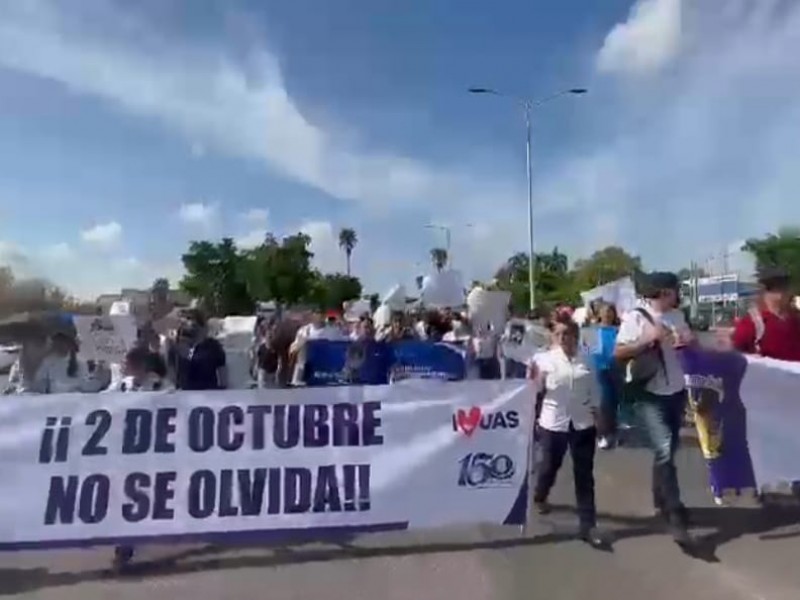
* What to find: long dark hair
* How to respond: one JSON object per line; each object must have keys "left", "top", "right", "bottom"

{"left": 52, "top": 333, "right": 79, "bottom": 378}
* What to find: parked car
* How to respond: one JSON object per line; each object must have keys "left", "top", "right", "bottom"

{"left": 0, "top": 344, "right": 20, "bottom": 374}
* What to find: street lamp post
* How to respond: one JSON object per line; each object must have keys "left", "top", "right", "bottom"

{"left": 425, "top": 223, "right": 473, "bottom": 268}
{"left": 469, "top": 87, "right": 587, "bottom": 311}
{"left": 425, "top": 224, "right": 451, "bottom": 267}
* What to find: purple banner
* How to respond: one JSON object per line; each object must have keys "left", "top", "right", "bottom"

{"left": 679, "top": 347, "right": 757, "bottom": 496}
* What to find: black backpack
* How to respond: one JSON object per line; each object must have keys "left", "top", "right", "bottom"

{"left": 627, "top": 308, "right": 667, "bottom": 387}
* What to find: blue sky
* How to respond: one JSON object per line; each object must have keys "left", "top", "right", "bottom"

{"left": 1, "top": 0, "right": 799, "bottom": 299}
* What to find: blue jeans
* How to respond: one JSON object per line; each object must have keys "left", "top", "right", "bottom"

{"left": 634, "top": 390, "right": 687, "bottom": 515}
{"left": 597, "top": 368, "right": 622, "bottom": 436}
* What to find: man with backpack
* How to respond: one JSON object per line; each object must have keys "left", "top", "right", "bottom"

{"left": 732, "top": 267, "right": 800, "bottom": 362}
{"left": 614, "top": 272, "right": 694, "bottom": 546}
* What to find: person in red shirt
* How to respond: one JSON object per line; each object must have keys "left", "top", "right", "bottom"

{"left": 732, "top": 267, "right": 800, "bottom": 362}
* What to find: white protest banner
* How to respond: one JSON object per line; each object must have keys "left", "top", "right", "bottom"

{"left": 0, "top": 380, "right": 532, "bottom": 550}
{"left": 73, "top": 315, "right": 138, "bottom": 365}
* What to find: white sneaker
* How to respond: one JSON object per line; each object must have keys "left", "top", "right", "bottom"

{"left": 597, "top": 436, "right": 611, "bottom": 450}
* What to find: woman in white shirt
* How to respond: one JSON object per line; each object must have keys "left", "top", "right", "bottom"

{"left": 110, "top": 346, "right": 169, "bottom": 572}
{"left": 472, "top": 324, "right": 500, "bottom": 379}
{"left": 5, "top": 332, "right": 49, "bottom": 394}
{"left": 529, "top": 316, "right": 608, "bottom": 549}
{"left": 34, "top": 332, "right": 109, "bottom": 394}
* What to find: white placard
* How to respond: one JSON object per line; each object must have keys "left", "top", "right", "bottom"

{"left": 381, "top": 284, "right": 407, "bottom": 310}
{"left": 73, "top": 315, "right": 138, "bottom": 365}
{"left": 500, "top": 319, "right": 550, "bottom": 364}
{"left": 421, "top": 270, "right": 466, "bottom": 308}
{"left": 0, "top": 380, "right": 532, "bottom": 549}
{"left": 467, "top": 288, "right": 511, "bottom": 333}
{"left": 580, "top": 276, "right": 637, "bottom": 315}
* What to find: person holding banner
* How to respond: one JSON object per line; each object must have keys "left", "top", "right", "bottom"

{"left": 614, "top": 272, "right": 694, "bottom": 547}
{"left": 529, "top": 316, "right": 608, "bottom": 549}
{"left": 169, "top": 310, "right": 228, "bottom": 391}
{"left": 290, "top": 309, "right": 346, "bottom": 384}
{"left": 731, "top": 267, "right": 800, "bottom": 362}
{"left": 108, "top": 346, "right": 170, "bottom": 393}
{"left": 108, "top": 345, "right": 170, "bottom": 571}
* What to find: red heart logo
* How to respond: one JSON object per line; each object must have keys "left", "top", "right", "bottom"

{"left": 456, "top": 407, "right": 482, "bottom": 436}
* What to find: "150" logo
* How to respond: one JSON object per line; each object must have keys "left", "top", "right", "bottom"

{"left": 457, "top": 452, "right": 516, "bottom": 488}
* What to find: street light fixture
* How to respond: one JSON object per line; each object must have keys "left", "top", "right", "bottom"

{"left": 469, "top": 86, "right": 587, "bottom": 310}
{"left": 425, "top": 223, "right": 474, "bottom": 268}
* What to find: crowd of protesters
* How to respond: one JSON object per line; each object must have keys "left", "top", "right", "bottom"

{"left": 1, "top": 265, "right": 798, "bottom": 561}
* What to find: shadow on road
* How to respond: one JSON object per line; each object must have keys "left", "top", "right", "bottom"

{"left": 2, "top": 503, "right": 799, "bottom": 596}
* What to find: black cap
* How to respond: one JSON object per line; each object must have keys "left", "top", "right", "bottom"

{"left": 757, "top": 266, "right": 790, "bottom": 290}
{"left": 640, "top": 271, "right": 679, "bottom": 298}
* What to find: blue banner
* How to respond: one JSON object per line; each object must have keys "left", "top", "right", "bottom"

{"left": 679, "top": 347, "right": 757, "bottom": 496}
{"left": 304, "top": 340, "right": 467, "bottom": 387}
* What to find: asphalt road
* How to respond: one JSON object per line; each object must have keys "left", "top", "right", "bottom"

{"left": 2, "top": 431, "right": 800, "bottom": 600}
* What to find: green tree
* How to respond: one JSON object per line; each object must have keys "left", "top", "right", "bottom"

{"left": 310, "top": 274, "right": 363, "bottom": 311}
{"left": 537, "top": 246, "right": 569, "bottom": 276}
{"left": 494, "top": 252, "right": 527, "bottom": 284}
{"left": 572, "top": 246, "right": 642, "bottom": 290}
{"left": 430, "top": 247, "right": 448, "bottom": 272}
{"left": 744, "top": 227, "right": 800, "bottom": 293}
{"left": 180, "top": 238, "right": 252, "bottom": 316}
{"left": 338, "top": 228, "right": 358, "bottom": 276}
{"left": 241, "top": 232, "right": 319, "bottom": 306}
{"left": 493, "top": 247, "right": 576, "bottom": 313}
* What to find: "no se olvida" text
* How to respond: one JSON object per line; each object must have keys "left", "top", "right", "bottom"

{"left": 39, "top": 402, "right": 383, "bottom": 527}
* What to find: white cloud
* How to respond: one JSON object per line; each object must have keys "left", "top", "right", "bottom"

{"left": 114, "top": 256, "right": 141, "bottom": 270}
{"left": 299, "top": 221, "right": 344, "bottom": 274}
{"left": 2, "top": 237, "right": 185, "bottom": 300}
{"left": 2, "top": 0, "right": 800, "bottom": 295}
{"left": 70, "top": 258, "right": 184, "bottom": 300}
{"left": 0, "top": 0, "right": 514, "bottom": 216}
{"left": 80, "top": 221, "right": 122, "bottom": 246}
{"left": 519, "top": 0, "right": 800, "bottom": 272}
{"left": 241, "top": 208, "right": 269, "bottom": 225}
{"left": 235, "top": 229, "right": 267, "bottom": 250}
{"left": 177, "top": 202, "right": 217, "bottom": 227}
{"left": 41, "top": 242, "right": 74, "bottom": 261}
{"left": 0, "top": 241, "right": 30, "bottom": 272}
{"left": 597, "top": 0, "right": 683, "bottom": 75}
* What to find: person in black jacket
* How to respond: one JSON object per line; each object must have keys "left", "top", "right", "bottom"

{"left": 168, "top": 310, "right": 228, "bottom": 390}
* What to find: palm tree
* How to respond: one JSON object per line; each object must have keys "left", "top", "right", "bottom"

{"left": 430, "top": 247, "right": 448, "bottom": 272}
{"left": 338, "top": 228, "right": 358, "bottom": 276}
